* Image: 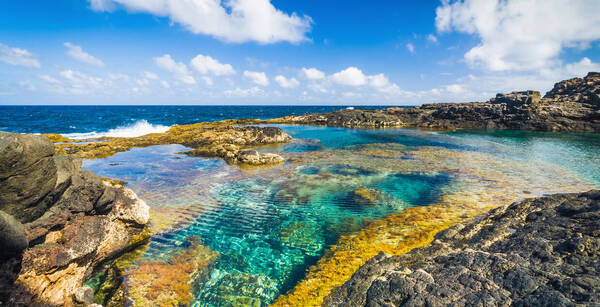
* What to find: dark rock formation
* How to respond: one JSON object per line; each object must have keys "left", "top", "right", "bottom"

{"left": 0, "top": 210, "right": 28, "bottom": 260}
{"left": 275, "top": 72, "right": 600, "bottom": 132}
{"left": 324, "top": 190, "right": 600, "bottom": 306}
{"left": 0, "top": 132, "right": 150, "bottom": 306}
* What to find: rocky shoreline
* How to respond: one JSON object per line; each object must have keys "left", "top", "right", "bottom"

{"left": 0, "top": 132, "right": 150, "bottom": 306}
{"left": 273, "top": 72, "right": 600, "bottom": 132}
{"left": 0, "top": 73, "right": 598, "bottom": 306}
{"left": 323, "top": 190, "right": 600, "bottom": 306}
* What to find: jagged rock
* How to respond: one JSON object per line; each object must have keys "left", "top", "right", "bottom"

{"left": 0, "top": 210, "right": 28, "bottom": 260}
{"left": 324, "top": 190, "right": 600, "bottom": 306}
{"left": 0, "top": 132, "right": 150, "bottom": 306}
{"left": 490, "top": 90, "right": 541, "bottom": 105}
{"left": 274, "top": 73, "right": 600, "bottom": 132}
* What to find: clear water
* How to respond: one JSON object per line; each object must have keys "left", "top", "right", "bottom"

{"left": 82, "top": 125, "right": 600, "bottom": 306}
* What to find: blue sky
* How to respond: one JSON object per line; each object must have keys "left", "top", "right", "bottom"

{"left": 1, "top": 0, "right": 599, "bottom": 105}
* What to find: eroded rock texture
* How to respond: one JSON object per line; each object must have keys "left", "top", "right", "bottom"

{"left": 276, "top": 72, "right": 600, "bottom": 132}
{"left": 0, "top": 132, "right": 150, "bottom": 306}
{"left": 324, "top": 190, "right": 600, "bottom": 306}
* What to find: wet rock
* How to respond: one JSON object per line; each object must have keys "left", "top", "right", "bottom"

{"left": 0, "top": 210, "right": 28, "bottom": 260}
{"left": 0, "top": 132, "right": 150, "bottom": 306}
{"left": 324, "top": 190, "right": 600, "bottom": 306}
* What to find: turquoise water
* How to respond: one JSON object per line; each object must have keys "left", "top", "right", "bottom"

{"left": 83, "top": 125, "right": 600, "bottom": 306}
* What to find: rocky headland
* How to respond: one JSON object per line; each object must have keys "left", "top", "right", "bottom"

{"left": 0, "top": 132, "right": 150, "bottom": 306}
{"left": 273, "top": 72, "right": 600, "bottom": 132}
{"left": 323, "top": 190, "right": 600, "bottom": 306}
{"left": 45, "top": 120, "right": 291, "bottom": 166}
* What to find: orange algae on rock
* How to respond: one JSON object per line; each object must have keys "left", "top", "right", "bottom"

{"left": 124, "top": 239, "right": 218, "bottom": 306}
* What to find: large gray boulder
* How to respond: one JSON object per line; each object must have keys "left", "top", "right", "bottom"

{"left": 0, "top": 132, "right": 57, "bottom": 223}
{"left": 0, "top": 210, "right": 28, "bottom": 259}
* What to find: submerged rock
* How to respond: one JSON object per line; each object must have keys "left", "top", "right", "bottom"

{"left": 324, "top": 190, "right": 600, "bottom": 306}
{"left": 272, "top": 72, "right": 600, "bottom": 132}
{"left": 0, "top": 132, "right": 150, "bottom": 306}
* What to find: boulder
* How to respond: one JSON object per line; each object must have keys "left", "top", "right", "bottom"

{"left": 0, "top": 132, "right": 58, "bottom": 223}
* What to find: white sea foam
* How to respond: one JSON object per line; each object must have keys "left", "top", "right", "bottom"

{"left": 346, "top": 107, "right": 355, "bottom": 110}
{"left": 63, "top": 120, "right": 171, "bottom": 139}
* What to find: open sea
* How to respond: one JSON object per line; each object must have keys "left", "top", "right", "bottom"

{"left": 2, "top": 105, "right": 600, "bottom": 306}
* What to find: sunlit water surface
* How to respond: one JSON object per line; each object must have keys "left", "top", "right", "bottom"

{"left": 82, "top": 125, "right": 600, "bottom": 306}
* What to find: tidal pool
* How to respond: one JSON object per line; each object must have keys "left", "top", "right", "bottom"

{"left": 82, "top": 126, "right": 600, "bottom": 306}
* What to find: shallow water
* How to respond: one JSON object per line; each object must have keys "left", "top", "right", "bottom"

{"left": 82, "top": 126, "right": 600, "bottom": 306}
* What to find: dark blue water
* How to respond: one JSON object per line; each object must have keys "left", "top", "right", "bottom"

{"left": 0, "top": 105, "right": 388, "bottom": 135}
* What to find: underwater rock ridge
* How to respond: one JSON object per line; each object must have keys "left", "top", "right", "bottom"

{"left": 323, "top": 190, "right": 600, "bottom": 306}
{"left": 272, "top": 72, "right": 600, "bottom": 132}
{"left": 0, "top": 131, "right": 150, "bottom": 306}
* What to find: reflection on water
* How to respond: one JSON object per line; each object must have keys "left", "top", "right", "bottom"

{"left": 83, "top": 126, "right": 600, "bottom": 306}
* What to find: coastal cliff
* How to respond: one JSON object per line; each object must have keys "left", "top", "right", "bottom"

{"left": 323, "top": 190, "right": 600, "bottom": 306}
{"left": 274, "top": 72, "right": 600, "bottom": 132}
{"left": 0, "top": 132, "right": 150, "bottom": 306}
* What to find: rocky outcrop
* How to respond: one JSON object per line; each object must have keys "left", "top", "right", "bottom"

{"left": 324, "top": 190, "right": 600, "bottom": 306}
{"left": 47, "top": 121, "right": 291, "bottom": 166}
{"left": 274, "top": 72, "right": 600, "bottom": 132}
{"left": 0, "top": 132, "right": 150, "bottom": 306}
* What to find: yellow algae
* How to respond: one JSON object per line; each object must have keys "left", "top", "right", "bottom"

{"left": 42, "top": 133, "right": 73, "bottom": 143}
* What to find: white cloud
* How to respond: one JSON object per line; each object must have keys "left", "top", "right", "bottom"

{"left": 154, "top": 54, "right": 196, "bottom": 84}
{"left": 301, "top": 67, "right": 325, "bottom": 80}
{"left": 190, "top": 54, "right": 235, "bottom": 76}
{"left": 427, "top": 34, "right": 438, "bottom": 43}
{"left": 87, "top": 0, "right": 312, "bottom": 44}
{"left": 436, "top": 0, "right": 600, "bottom": 71}
{"left": 331, "top": 67, "right": 367, "bottom": 86}
{"left": 161, "top": 80, "right": 170, "bottom": 88}
{"left": 275, "top": 75, "right": 300, "bottom": 88}
{"left": 243, "top": 71, "right": 269, "bottom": 86}
{"left": 0, "top": 43, "right": 41, "bottom": 68}
{"left": 202, "top": 76, "right": 214, "bottom": 86}
{"left": 406, "top": 43, "right": 415, "bottom": 53}
{"left": 224, "top": 86, "right": 264, "bottom": 97}
{"left": 64, "top": 42, "right": 105, "bottom": 67}
{"left": 141, "top": 71, "right": 158, "bottom": 79}
{"left": 39, "top": 75, "right": 61, "bottom": 84}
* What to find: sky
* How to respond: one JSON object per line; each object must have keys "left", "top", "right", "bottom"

{"left": 1, "top": 0, "right": 599, "bottom": 105}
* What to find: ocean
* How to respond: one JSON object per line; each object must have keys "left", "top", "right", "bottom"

{"left": 0, "top": 105, "right": 381, "bottom": 138}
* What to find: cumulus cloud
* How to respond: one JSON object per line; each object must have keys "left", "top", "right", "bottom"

{"left": 427, "top": 34, "right": 438, "bottom": 43}
{"left": 64, "top": 42, "right": 105, "bottom": 67}
{"left": 190, "top": 54, "right": 235, "bottom": 76}
{"left": 406, "top": 43, "right": 415, "bottom": 53}
{"left": 224, "top": 86, "right": 264, "bottom": 97}
{"left": 275, "top": 75, "right": 300, "bottom": 88}
{"left": 331, "top": 67, "right": 367, "bottom": 86}
{"left": 436, "top": 0, "right": 600, "bottom": 71}
{"left": 243, "top": 71, "right": 269, "bottom": 86}
{"left": 87, "top": 0, "right": 312, "bottom": 44}
{"left": 154, "top": 54, "right": 196, "bottom": 84}
{"left": 301, "top": 67, "right": 325, "bottom": 80}
{"left": 0, "top": 43, "right": 41, "bottom": 68}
